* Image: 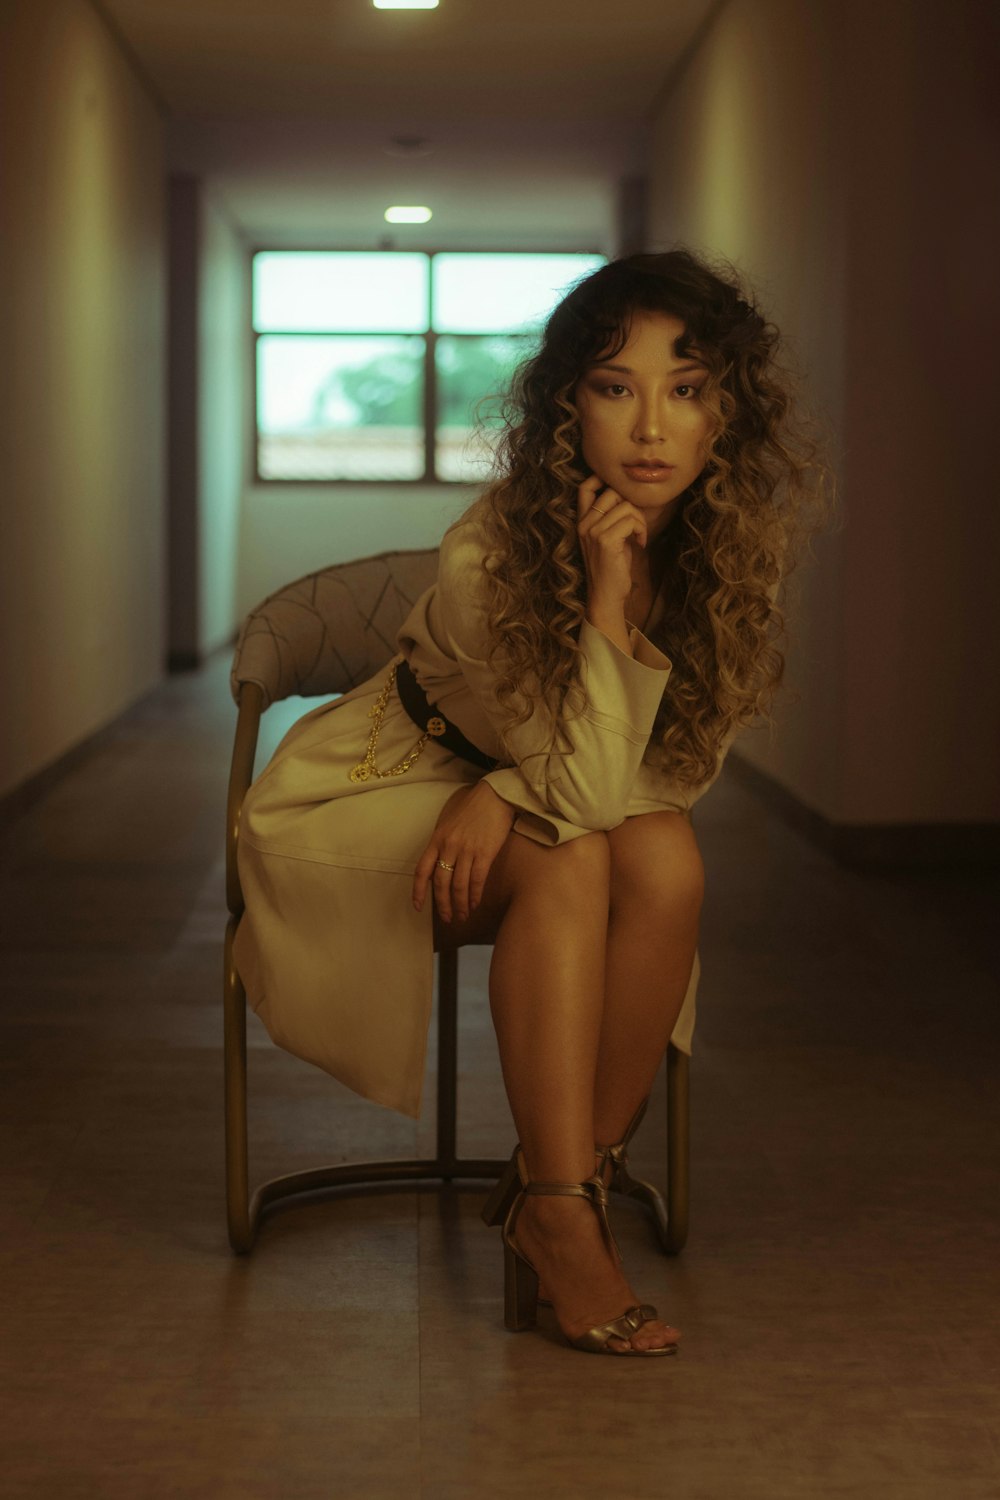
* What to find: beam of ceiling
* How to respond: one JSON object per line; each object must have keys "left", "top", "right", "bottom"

{"left": 99, "top": 0, "right": 716, "bottom": 122}
{"left": 96, "top": 0, "right": 717, "bottom": 246}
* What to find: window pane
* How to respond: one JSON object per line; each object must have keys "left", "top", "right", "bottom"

{"left": 432, "top": 253, "right": 605, "bottom": 334}
{"left": 253, "top": 253, "right": 429, "bottom": 333}
{"left": 257, "top": 335, "right": 425, "bottom": 480}
{"left": 435, "top": 334, "right": 534, "bottom": 482}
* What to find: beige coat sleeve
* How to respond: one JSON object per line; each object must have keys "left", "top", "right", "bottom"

{"left": 435, "top": 523, "right": 673, "bottom": 845}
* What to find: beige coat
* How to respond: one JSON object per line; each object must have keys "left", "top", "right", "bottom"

{"left": 233, "top": 513, "right": 732, "bottom": 1119}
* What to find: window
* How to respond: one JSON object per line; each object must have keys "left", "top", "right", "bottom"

{"left": 253, "top": 251, "right": 606, "bottom": 483}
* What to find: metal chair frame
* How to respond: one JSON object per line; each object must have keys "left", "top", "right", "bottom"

{"left": 224, "top": 643, "right": 690, "bottom": 1257}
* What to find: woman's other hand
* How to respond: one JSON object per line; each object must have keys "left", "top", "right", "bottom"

{"left": 412, "top": 781, "right": 516, "bottom": 924}
{"left": 576, "top": 473, "right": 646, "bottom": 652}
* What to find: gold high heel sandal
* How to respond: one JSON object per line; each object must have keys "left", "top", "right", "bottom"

{"left": 500, "top": 1150, "right": 678, "bottom": 1357}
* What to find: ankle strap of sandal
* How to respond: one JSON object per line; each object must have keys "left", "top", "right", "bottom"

{"left": 524, "top": 1174, "right": 623, "bottom": 1263}
{"left": 595, "top": 1096, "right": 650, "bottom": 1175}
{"left": 524, "top": 1180, "right": 598, "bottom": 1197}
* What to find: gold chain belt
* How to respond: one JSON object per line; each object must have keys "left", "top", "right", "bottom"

{"left": 348, "top": 658, "right": 498, "bottom": 784}
{"left": 349, "top": 662, "right": 434, "bottom": 783}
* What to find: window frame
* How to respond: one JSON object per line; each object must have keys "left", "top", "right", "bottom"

{"left": 249, "top": 246, "right": 605, "bottom": 487}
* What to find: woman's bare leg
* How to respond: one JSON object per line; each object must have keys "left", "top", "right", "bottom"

{"left": 446, "top": 827, "right": 679, "bottom": 1352}
{"left": 592, "top": 811, "right": 704, "bottom": 1153}
{"left": 487, "top": 831, "right": 609, "bottom": 1183}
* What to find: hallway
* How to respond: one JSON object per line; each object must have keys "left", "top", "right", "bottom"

{"left": 2, "top": 656, "right": 997, "bottom": 1499}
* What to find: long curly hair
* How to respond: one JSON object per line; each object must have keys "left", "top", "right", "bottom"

{"left": 465, "top": 247, "right": 834, "bottom": 790}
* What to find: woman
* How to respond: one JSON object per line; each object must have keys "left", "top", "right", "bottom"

{"left": 234, "top": 249, "right": 826, "bottom": 1359}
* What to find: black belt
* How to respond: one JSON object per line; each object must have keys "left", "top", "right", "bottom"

{"left": 395, "top": 657, "right": 498, "bottom": 772}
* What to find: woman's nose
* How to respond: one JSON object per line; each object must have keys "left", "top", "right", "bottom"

{"left": 631, "top": 403, "right": 664, "bottom": 443}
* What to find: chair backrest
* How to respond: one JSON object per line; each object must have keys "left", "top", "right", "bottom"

{"left": 230, "top": 547, "right": 440, "bottom": 710}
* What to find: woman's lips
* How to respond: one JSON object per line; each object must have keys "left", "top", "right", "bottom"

{"left": 623, "top": 462, "right": 676, "bottom": 482}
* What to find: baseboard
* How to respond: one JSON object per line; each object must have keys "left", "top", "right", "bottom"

{"left": 725, "top": 751, "right": 1000, "bottom": 872}
{"left": 168, "top": 630, "right": 239, "bottom": 676}
{"left": 167, "top": 649, "right": 203, "bottom": 672}
{"left": 0, "top": 717, "right": 126, "bottom": 833}
{"left": 1, "top": 638, "right": 236, "bottom": 831}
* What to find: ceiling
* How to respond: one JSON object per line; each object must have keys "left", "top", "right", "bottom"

{"left": 97, "top": 0, "right": 721, "bottom": 247}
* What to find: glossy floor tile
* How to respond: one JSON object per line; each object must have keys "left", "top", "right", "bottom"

{"left": 1, "top": 654, "right": 998, "bottom": 1499}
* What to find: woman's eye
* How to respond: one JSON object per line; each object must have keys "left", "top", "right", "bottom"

{"left": 676, "top": 384, "right": 699, "bottom": 399}
{"left": 604, "top": 383, "right": 629, "bottom": 397}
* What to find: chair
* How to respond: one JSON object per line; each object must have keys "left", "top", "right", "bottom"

{"left": 224, "top": 547, "right": 690, "bottom": 1255}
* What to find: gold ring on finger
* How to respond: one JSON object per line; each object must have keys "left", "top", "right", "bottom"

{"left": 436, "top": 860, "right": 456, "bottom": 872}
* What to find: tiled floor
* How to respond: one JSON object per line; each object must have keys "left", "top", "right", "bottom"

{"left": 1, "top": 654, "right": 998, "bottom": 1499}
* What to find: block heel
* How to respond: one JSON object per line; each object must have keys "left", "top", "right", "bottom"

{"left": 481, "top": 1149, "right": 520, "bottom": 1228}
{"left": 503, "top": 1236, "right": 540, "bottom": 1331}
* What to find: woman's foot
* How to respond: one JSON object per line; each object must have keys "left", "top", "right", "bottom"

{"left": 514, "top": 1192, "right": 680, "bottom": 1353}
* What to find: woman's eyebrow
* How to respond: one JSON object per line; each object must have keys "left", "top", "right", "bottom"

{"left": 590, "top": 361, "right": 707, "bottom": 375}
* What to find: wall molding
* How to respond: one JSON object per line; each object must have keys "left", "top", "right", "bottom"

{"left": 87, "top": 0, "right": 170, "bottom": 118}
{"left": 1, "top": 639, "right": 237, "bottom": 831}
{"left": 725, "top": 751, "right": 1000, "bottom": 873}
{"left": 167, "top": 650, "right": 203, "bottom": 673}
{"left": 0, "top": 713, "right": 131, "bottom": 833}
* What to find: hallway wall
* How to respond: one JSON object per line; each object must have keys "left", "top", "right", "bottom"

{"left": 648, "top": 0, "right": 999, "bottom": 828}
{"left": 237, "top": 482, "right": 474, "bottom": 618}
{"left": 168, "top": 176, "right": 248, "bottom": 663}
{"left": 0, "top": 0, "right": 166, "bottom": 800}
{"left": 199, "top": 196, "right": 248, "bottom": 654}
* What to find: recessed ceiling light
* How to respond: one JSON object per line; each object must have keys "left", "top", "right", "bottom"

{"left": 373, "top": 2, "right": 439, "bottom": 10}
{"left": 383, "top": 135, "right": 433, "bottom": 158}
{"left": 385, "top": 206, "right": 433, "bottom": 224}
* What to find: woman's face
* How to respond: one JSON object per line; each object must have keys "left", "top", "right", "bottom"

{"left": 575, "top": 310, "right": 713, "bottom": 536}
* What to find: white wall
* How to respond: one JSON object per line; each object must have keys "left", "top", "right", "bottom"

{"left": 0, "top": 0, "right": 166, "bottom": 798}
{"left": 199, "top": 195, "right": 248, "bottom": 652}
{"left": 167, "top": 177, "right": 248, "bottom": 661}
{"left": 835, "top": 1, "right": 999, "bottom": 826}
{"left": 648, "top": 0, "right": 999, "bottom": 827}
{"left": 237, "top": 483, "right": 475, "bottom": 616}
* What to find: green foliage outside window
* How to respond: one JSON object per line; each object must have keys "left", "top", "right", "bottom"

{"left": 253, "top": 251, "right": 604, "bottom": 481}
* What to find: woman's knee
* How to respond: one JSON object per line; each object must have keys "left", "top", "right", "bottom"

{"left": 496, "top": 826, "right": 611, "bottom": 905}
{"left": 447, "top": 828, "right": 610, "bottom": 945}
{"left": 607, "top": 811, "right": 704, "bottom": 923}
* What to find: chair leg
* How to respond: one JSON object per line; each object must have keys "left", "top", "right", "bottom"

{"left": 222, "top": 925, "right": 689, "bottom": 1254}
{"left": 607, "top": 1043, "right": 690, "bottom": 1255}
{"left": 222, "top": 929, "right": 506, "bottom": 1253}
{"left": 664, "top": 1043, "right": 690, "bottom": 1254}
{"left": 436, "top": 947, "right": 459, "bottom": 1174}
{"left": 223, "top": 915, "right": 254, "bottom": 1253}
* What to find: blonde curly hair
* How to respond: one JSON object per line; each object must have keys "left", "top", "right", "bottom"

{"left": 465, "top": 247, "right": 834, "bottom": 791}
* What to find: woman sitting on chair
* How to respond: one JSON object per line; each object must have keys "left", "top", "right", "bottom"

{"left": 233, "top": 248, "right": 826, "bottom": 1358}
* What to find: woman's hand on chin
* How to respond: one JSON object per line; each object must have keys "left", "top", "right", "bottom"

{"left": 576, "top": 473, "right": 645, "bottom": 655}
{"left": 412, "top": 781, "right": 516, "bottom": 924}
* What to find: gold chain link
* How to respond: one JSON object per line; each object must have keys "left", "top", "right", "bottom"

{"left": 349, "top": 662, "right": 430, "bottom": 783}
